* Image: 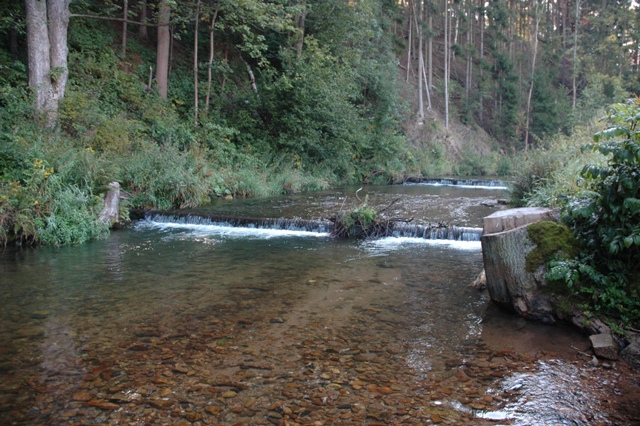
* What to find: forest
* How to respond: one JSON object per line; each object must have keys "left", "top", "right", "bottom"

{"left": 0, "top": 0, "right": 639, "bottom": 247}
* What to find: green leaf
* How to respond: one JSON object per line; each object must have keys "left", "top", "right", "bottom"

{"left": 623, "top": 198, "right": 640, "bottom": 214}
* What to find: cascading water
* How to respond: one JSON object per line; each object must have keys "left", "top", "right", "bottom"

{"left": 404, "top": 177, "right": 508, "bottom": 189}
{"left": 145, "top": 212, "right": 334, "bottom": 234}
{"left": 143, "top": 212, "right": 483, "bottom": 242}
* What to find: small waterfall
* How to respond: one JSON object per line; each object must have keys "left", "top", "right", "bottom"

{"left": 404, "top": 177, "right": 507, "bottom": 189}
{"left": 145, "top": 212, "right": 334, "bottom": 233}
{"left": 390, "top": 223, "right": 482, "bottom": 241}
{"left": 143, "top": 211, "right": 482, "bottom": 242}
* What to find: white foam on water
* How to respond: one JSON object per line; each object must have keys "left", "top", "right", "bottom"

{"left": 364, "top": 236, "right": 481, "bottom": 254}
{"left": 406, "top": 182, "right": 508, "bottom": 190}
{"left": 135, "top": 219, "right": 331, "bottom": 239}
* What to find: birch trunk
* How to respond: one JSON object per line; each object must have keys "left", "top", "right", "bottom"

{"left": 25, "top": 0, "right": 71, "bottom": 125}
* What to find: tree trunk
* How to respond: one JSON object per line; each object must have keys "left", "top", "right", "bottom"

{"left": 572, "top": 0, "right": 581, "bottom": 110}
{"left": 416, "top": 1, "right": 424, "bottom": 119}
{"left": 25, "top": 0, "right": 71, "bottom": 125}
{"left": 156, "top": 0, "right": 171, "bottom": 99}
{"left": 220, "top": 46, "right": 228, "bottom": 93}
{"left": 524, "top": 2, "right": 541, "bottom": 150}
{"left": 193, "top": 0, "right": 201, "bottom": 126}
{"left": 406, "top": 1, "right": 412, "bottom": 83}
{"left": 294, "top": 1, "right": 307, "bottom": 58}
{"left": 465, "top": 0, "right": 472, "bottom": 100}
{"left": 139, "top": 0, "right": 148, "bottom": 39}
{"left": 205, "top": 7, "right": 219, "bottom": 111}
{"left": 26, "top": 0, "right": 51, "bottom": 114}
{"left": 561, "top": 0, "right": 567, "bottom": 85}
{"left": 246, "top": 61, "right": 258, "bottom": 95}
{"left": 427, "top": 6, "right": 433, "bottom": 89}
{"left": 444, "top": 0, "right": 449, "bottom": 129}
{"left": 122, "top": 0, "right": 128, "bottom": 57}
{"left": 9, "top": 25, "right": 18, "bottom": 59}
{"left": 420, "top": 53, "right": 432, "bottom": 111}
{"left": 478, "top": 0, "right": 484, "bottom": 121}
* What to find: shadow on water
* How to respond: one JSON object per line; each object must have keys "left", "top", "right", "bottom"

{"left": 0, "top": 182, "right": 638, "bottom": 425}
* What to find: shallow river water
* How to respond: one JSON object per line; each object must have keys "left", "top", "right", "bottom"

{"left": 1, "top": 183, "right": 639, "bottom": 425}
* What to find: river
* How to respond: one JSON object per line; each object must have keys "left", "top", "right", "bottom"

{"left": 0, "top": 181, "right": 638, "bottom": 425}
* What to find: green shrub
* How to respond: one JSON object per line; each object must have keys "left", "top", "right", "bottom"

{"left": 117, "top": 142, "right": 219, "bottom": 209}
{"left": 37, "top": 181, "right": 109, "bottom": 245}
{"left": 0, "top": 148, "right": 109, "bottom": 246}
{"left": 509, "top": 149, "right": 559, "bottom": 207}
{"left": 548, "top": 100, "right": 640, "bottom": 326}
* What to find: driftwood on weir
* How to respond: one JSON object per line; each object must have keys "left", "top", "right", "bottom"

{"left": 331, "top": 197, "right": 407, "bottom": 239}
{"left": 331, "top": 215, "right": 395, "bottom": 239}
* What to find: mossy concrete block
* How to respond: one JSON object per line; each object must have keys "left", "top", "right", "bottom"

{"left": 590, "top": 333, "right": 619, "bottom": 360}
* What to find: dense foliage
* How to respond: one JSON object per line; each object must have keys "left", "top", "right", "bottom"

{"left": 2, "top": 0, "right": 640, "bottom": 245}
{"left": 0, "top": 1, "right": 409, "bottom": 245}
{"left": 514, "top": 99, "right": 640, "bottom": 327}
{"left": 540, "top": 101, "right": 640, "bottom": 327}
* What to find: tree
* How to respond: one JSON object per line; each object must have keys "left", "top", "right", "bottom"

{"left": 193, "top": 0, "right": 200, "bottom": 125}
{"left": 121, "top": 0, "right": 128, "bottom": 57}
{"left": 25, "top": 0, "right": 71, "bottom": 125}
{"left": 156, "top": 0, "right": 171, "bottom": 99}
{"left": 524, "top": 0, "right": 542, "bottom": 150}
{"left": 138, "top": 0, "right": 148, "bottom": 39}
{"left": 443, "top": 0, "right": 449, "bottom": 129}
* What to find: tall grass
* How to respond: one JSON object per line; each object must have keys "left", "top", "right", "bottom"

{"left": 509, "top": 119, "right": 607, "bottom": 208}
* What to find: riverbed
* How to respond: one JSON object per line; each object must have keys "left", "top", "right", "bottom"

{"left": 1, "top": 183, "right": 638, "bottom": 425}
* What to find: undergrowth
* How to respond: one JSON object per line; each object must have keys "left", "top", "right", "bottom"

{"left": 532, "top": 101, "right": 640, "bottom": 328}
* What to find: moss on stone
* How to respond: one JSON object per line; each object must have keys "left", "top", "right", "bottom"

{"left": 525, "top": 220, "right": 579, "bottom": 273}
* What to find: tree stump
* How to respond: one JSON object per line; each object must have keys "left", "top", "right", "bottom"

{"left": 481, "top": 208, "right": 559, "bottom": 323}
{"left": 98, "top": 182, "right": 121, "bottom": 226}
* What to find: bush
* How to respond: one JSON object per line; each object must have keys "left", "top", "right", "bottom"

{"left": 37, "top": 181, "right": 109, "bottom": 245}
{"left": 508, "top": 149, "right": 560, "bottom": 207}
{"left": 117, "top": 142, "right": 220, "bottom": 209}
{"left": 0, "top": 147, "right": 109, "bottom": 246}
{"left": 547, "top": 100, "right": 640, "bottom": 326}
